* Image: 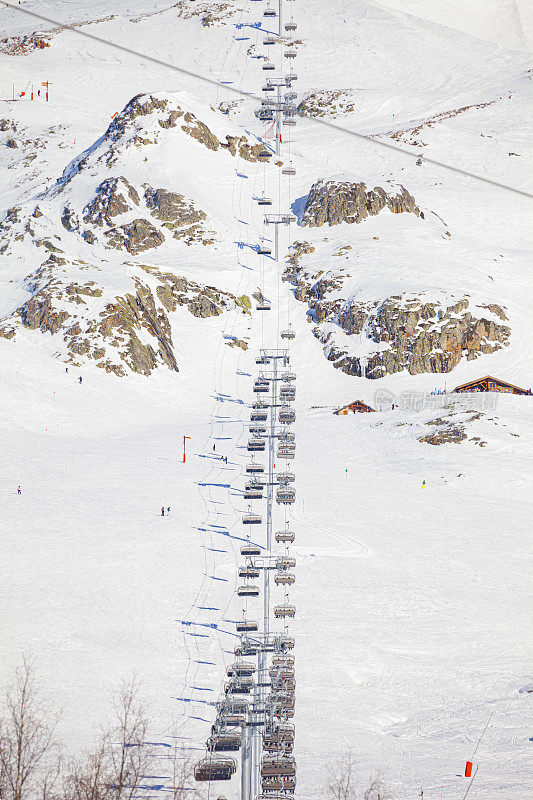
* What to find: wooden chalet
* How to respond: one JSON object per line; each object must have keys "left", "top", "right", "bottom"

{"left": 335, "top": 400, "right": 375, "bottom": 415}
{"left": 453, "top": 375, "right": 529, "bottom": 395}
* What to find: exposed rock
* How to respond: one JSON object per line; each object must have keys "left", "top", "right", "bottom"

{"left": 480, "top": 303, "right": 508, "bottom": 321}
{"left": 144, "top": 186, "right": 209, "bottom": 243}
{"left": 105, "top": 218, "right": 164, "bottom": 254}
{"left": 6, "top": 138, "right": 18, "bottom": 149}
{"left": 297, "top": 90, "right": 357, "bottom": 119}
{"left": 83, "top": 176, "right": 139, "bottom": 227}
{"left": 158, "top": 109, "right": 184, "bottom": 129}
{"left": 144, "top": 187, "right": 202, "bottom": 224}
{"left": 0, "top": 35, "right": 50, "bottom": 55}
{"left": 382, "top": 100, "right": 496, "bottom": 148}
{"left": 310, "top": 295, "right": 511, "bottom": 378}
{"left": 61, "top": 206, "right": 80, "bottom": 232}
{"left": 288, "top": 240, "right": 511, "bottom": 379}
{"left": 189, "top": 293, "right": 223, "bottom": 318}
{"left": 146, "top": 267, "right": 250, "bottom": 320}
{"left": 0, "top": 326, "right": 16, "bottom": 339}
{"left": 103, "top": 94, "right": 170, "bottom": 146}
{"left": 82, "top": 229, "right": 95, "bottom": 244}
{"left": 18, "top": 287, "right": 70, "bottom": 335}
{"left": 35, "top": 239, "right": 64, "bottom": 253}
{"left": 65, "top": 281, "right": 103, "bottom": 299}
{"left": 236, "top": 295, "right": 252, "bottom": 314}
{"left": 222, "top": 135, "right": 272, "bottom": 163}
{"left": 174, "top": 1, "right": 235, "bottom": 27}
{"left": 301, "top": 179, "right": 423, "bottom": 228}
{"left": 418, "top": 423, "right": 467, "bottom": 445}
{"left": 227, "top": 338, "right": 248, "bottom": 350}
{"left": 181, "top": 112, "right": 220, "bottom": 151}
{"left": 97, "top": 280, "right": 178, "bottom": 375}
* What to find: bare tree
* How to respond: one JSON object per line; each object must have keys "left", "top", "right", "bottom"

{"left": 63, "top": 741, "right": 111, "bottom": 800}
{"left": 167, "top": 747, "right": 204, "bottom": 800}
{"left": 0, "top": 657, "right": 61, "bottom": 800}
{"left": 363, "top": 776, "right": 391, "bottom": 800}
{"left": 106, "top": 677, "right": 150, "bottom": 800}
{"left": 327, "top": 751, "right": 357, "bottom": 800}
{"left": 63, "top": 677, "right": 150, "bottom": 800}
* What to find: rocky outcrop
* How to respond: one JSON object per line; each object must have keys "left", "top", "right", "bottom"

{"left": 301, "top": 179, "right": 423, "bottom": 227}
{"left": 0, "top": 35, "right": 50, "bottom": 55}
{"left": 174, "top": 1, "right": 235, "bottom": 26}
{"left": 285, "top": 241, "right": 511, "bottom": 378}
{"left": 311, "top": 295, "right": 510, "bottom": 378}
{"left": 144, "top": 186, "right": 209, "bottom": 243}
{"left": 95, "top": 281, "right": 178, "bottom": 375}
{"left": 105, "top": 218, "right": 164, "bottom": 254}
{"left": 418, "top": 419, "right": 468, "bottom": 445}
{"left": 59, "top": 177, "right": 211, "bottom": 251}
{"left": 226, "top": 338, "right": 248, "bottom": 350}
{"left": 297, "top": 90, "right": 357, "bottom": 119}
{"left": 0, "top": 93, "right": 280, "bottom": 260}
{"left": 107, "top": 95, "right": 271, "bottom": 163}
{"left": 0, "top": 258, "right": 252, "bottom": 376}
{"left": 82, "top": 177, "right": 139, "bottom": 227}
{"left": 150, "top": 267, "right": 250, "bottom": 319}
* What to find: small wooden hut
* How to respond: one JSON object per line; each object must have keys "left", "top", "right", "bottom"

{"left": 334, "top": 400, "right": 375, "bottom": 415}
{"left": 453, "top": 375, "right": 529, "bottom": 395}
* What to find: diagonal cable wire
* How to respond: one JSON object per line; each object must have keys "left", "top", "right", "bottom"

{"left": 1, "top": 0, "right": 532, "bottom": 199}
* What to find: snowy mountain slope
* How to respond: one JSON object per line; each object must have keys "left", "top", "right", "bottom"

{"left": 367, "top": 0, "right": 531, "bottom": 51}
{"left": 0, "top": 90, "right": 287, "bottom": 373}
{"left": 1, "top": 1, "right": 532, "bottom": 799}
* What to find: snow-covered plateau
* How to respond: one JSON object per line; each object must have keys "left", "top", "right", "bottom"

{"left": 0, "top": 1, "right": 532, "bottom": 799}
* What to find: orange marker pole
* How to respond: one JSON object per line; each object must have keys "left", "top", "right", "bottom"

{"left": 465, "top": 761, "right": 473, "bottom": 778}
{"left": 183, "top": 435, "right": 191, "bottom": 463}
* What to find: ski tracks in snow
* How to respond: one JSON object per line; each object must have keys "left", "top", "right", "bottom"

{"left": 291, "top": 498, "right": 374, "bottom": 560}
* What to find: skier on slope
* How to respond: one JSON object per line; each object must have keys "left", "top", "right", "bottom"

{"left": 17, "top": 485, "right": 21, "bottom": 495}
{"left": 167, "top": 506, "right": 171, "bottom": 514}
{"left": 422, "top": 480, "right": 426, "bottom": 489}
{"left": 161, "top": 506, "right": 165, "bottom": 516}
{"left": 79, "top": 376, "right": 82, "bottom": 384}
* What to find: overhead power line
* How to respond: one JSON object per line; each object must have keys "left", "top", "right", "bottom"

{"left": 1, "top": 0, "right": 532, "bottom": 198}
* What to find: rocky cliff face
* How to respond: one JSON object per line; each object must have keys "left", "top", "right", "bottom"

{"left": 312, "top": 295, "right": 510, "bottom": 378}
{"left": 286, "top": 244, "right": 510, "bottom": 378}
{"left": 301, "top": 179, "right": 424, "bottom": 227}
{"left": 0, "top": 92, "right": 275, "bottom": 260}
{"left": 0, "top": 257, "right": 251, "bottom": 376}
{"left": 60, "top": 176, "right": 211, "bottom": 254}
{"left": 0, "top": 92, "right": 266, "bottom": 377}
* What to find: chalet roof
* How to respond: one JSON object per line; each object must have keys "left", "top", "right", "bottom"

{"left": 335, "top": 399, "right": 375, "bottom": 413}
{"left": 454, "top": 375, "right": 527, "bottom": 393}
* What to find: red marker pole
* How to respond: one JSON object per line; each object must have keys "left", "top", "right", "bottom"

{"left": 183, "top": 435, "right": 191, "bottom": 463}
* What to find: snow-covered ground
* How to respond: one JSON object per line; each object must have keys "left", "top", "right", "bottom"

{"left": 1, "top": 1, "right": 532, "bottom": 798}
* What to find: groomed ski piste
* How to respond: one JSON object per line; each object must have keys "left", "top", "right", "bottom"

{"left": 1, "top": 0, "right": 532, "bottom": 799}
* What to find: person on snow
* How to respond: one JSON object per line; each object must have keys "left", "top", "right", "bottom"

{"left": 422, "top": 480, "right": 426, "bottom": 489}
{"left": 161, "top": 506, "right": 165, "bottom": 516}
{"left": 79, "top": 376, "right": 82, "bottom": 384}
{"left": 17, "top": 485, "right": 21, "bottom": 495}
{"left": 167, "top": 506, "right": 171, "bottom": 514}
{"left": 213, "top": 443, "right": 216, "bottom": 452}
